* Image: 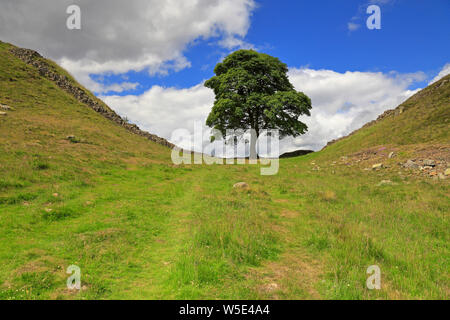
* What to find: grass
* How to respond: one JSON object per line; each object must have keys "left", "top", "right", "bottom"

{"left": 0, "top": 40, "right": 449, "bottom": 300}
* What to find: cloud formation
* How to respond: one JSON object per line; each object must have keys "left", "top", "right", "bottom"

{"left": 287, "top": 68, "right": 425, "bottom": 150}
{"left": 0, "top": 0, "right": 256, "bottom": 93}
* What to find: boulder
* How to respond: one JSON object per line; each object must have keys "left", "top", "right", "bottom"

{"left": 377, "top": 180, "right": 393, "bottom": 186}
{"left": 233, "top": 182, "right": 249, "bottom": 189}
{"left": 66, "top": 135, "right": 80, "bottom": 143}
{"left": 423, "top": 159, "right": 436, "bottom": 167}
{"left": 404, "top": 160, "right": 419, "bottom": 169}
{"left": 372, "top": 163, "right": 383, "bottom": 170}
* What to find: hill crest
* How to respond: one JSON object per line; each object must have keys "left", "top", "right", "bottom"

{"left": 8, "top": 44, "right": 173, "bottom": 149}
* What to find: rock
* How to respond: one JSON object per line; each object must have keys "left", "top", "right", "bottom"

{"left": 0, "top": 112, "right": 6, "bottom": 116}
{"left": 233, "top": 182, "right": 249, "bottom": 189}
{"left": 264, "top": 282, "right": 279, "bottom": 291}
{"left": 388, "top": 152, "right": 395, "bottom": 159}
{"left": 445, "top": 168, "right": 450, "bottom": 176}
{"left": 44, "top": 208, "right": 53, "bottom": 213}
{"left": 52, "top": 193, "right": 59, "bottom": 198}
{"left": 429, "top": 171, "right": 437, "bottom": 177}
{"left": 66, "top": 135, "right": 80, "bottom": 143}
{"left": 372, "top": 163, "right": 383, "bottom": 170}
{"left": 395, "top": 106, "right": 405, "bottom": 115}
{"left": 0, "top": 104, "right": 12, "bottom": 110}
{"left": 423, "top": 159, "right": 436, "bottom": 167}
{"left": 377, "top": 180, "right": 393, "bottom": 186}
{"left": 404, "top": 160, "right": 419, "bottom": 169}
{"left": 438, "top": 173, "right": 446, "bottom": 180}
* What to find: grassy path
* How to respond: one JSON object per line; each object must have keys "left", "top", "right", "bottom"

{"left": 1, "top": 155, "right": 448, "bottom": 299}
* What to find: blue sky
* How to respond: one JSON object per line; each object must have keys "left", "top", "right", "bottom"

{"left": 95, "top": 0, "right": 450, "bottom": 96}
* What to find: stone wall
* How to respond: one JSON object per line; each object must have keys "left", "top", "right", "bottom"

{"left": 10, "top": 47, "right": 174, "bottom": 149}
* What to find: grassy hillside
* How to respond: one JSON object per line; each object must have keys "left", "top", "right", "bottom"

{"left": 0, "top": 42, "right": 448, "bottom": 300}
{"left": 322, "top": 74, "right": 450, "bottom": 158}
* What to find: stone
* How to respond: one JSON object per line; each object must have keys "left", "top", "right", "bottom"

{"left": 372, "top": 163, "right": 383, "bottom": 170}
{"left": 423, "top": 159, "right": 436, "bottom": 167}
{"left": 52, "top": 193, "right": 59, "bottom": 197}
{"left": 66, "top": 135, "right": 80, "bottom": 143}
{"left": 445, "top": 168, "right": 450, "bottom": 176}
{"left": 388, "top": 152, "right": 395, "bottom": 159}
{"left": 438, "top": 173, "right": 446, "bottom": 180}
{"left": 0, "top": 112, "right": 6, "bottom": 116}
{"left": 404, "top": 160, "right": 419, "bottom": 169}
{"left": 429, "top": 171, "right": 437, "bottom": 177}
{"left": 233, "top": 182, "right": 249, "bottom": 189}
{"left": 377, "top": 180, "right": 393, "bottom": 186}
{"left": 0, "top": 104, "right": 12, "bottom": 110}
{"left": 264, "top": 283, "right": 279, "bottom": 291}
{"left": 44, "top": 208, "right": 53, "bottom": 213}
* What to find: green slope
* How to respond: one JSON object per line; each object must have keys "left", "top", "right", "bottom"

{"left": 322, "top": 74, "right": 450, "bottom": 158}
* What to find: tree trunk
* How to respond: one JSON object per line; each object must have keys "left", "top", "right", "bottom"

{"left": 249, "top": 129, "right": 258, "bottom": 163}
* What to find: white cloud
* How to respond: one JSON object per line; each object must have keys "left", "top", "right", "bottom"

{"left": 287, "top": 68, "right": 425, "bottom": 150}
{"left": 101, "top": 83, "right": 214, "bottom": 142}
{"left": 347, "top": 22, "right": 361, "bottom": 32}
{"left": 0, "top": 0, "right": 256, "bottom": 92}
{"left": 429, "top": 63, "right": 450, "bottom": 85}
{"left": 101, "top": 67, "right": 427, "bottom": 153}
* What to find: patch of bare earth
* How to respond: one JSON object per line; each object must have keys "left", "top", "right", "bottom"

{"left": 248, "top": 249, "right": 322, "bottom": 299}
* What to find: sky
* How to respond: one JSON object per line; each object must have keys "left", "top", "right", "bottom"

{"left": 0, "top": 0, "right": 449, "bottom": 153}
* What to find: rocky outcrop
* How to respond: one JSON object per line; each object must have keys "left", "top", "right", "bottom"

{"left": 10, "top": 47, "right": 174, "bottom": 149}
{"left": 279, "top": 149, "right": 314, "bottom": 158}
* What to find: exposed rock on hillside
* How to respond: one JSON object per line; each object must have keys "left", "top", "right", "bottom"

{"left": 10, "top": 47, "right": 174, "bottom": 149}
{"left": 0, "top": 104, "right": 12, "bottom": 110}
{"left": 279, "top": 149, "right": 314, "bottom": 158}
{"left": 233, "top": 182, "right": 249, "bottom": 189}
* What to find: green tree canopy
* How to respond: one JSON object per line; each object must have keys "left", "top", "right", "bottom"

{"left": 205, "top": 50, "right": 312, "bottom": 140}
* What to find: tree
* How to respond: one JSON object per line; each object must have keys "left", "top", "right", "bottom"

{"left": 204, "top": 50, "right": 312, "bottom": 159}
